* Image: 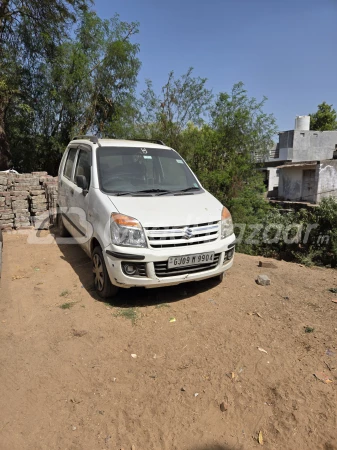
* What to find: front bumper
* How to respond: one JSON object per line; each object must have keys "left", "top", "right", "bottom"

{"left": 103, "top": 234, "right": 235, "bottom": 288}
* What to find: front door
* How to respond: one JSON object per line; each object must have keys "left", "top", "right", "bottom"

{"left": 69, "top": 146, "right": 93, "bottom": 251}
{"left": 59, "top": 146, "right": 78, "bottom": 236}
{"left": 302, "top": 169, "right": 316, "bottom": 203}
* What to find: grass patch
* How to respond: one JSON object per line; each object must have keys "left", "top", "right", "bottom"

{"left": 113, "top": 308, "right": 139, "bottom": 324}
{"left": 60, "top": 290, "right": 70, "bottom": 297}
{"left": 59, "top": 302, "right": 76, "bottom": 310}
{"left": 155, "top": 303, "right": 170, "bottom": 309}
{"left": 304, "top": 326, "right": 315, "bottom": 333}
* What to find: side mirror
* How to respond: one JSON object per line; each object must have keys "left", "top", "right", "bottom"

{"left": 76, "top": 175, "right": 88, "bottom": 195}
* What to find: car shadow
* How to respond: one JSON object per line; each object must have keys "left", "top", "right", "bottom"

{"left": 54, "top": 229, "right": 223, "bottom": 307}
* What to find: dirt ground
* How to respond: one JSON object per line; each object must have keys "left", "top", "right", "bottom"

{"left": 0, "top": 231, "right": 337, "bottom": 450}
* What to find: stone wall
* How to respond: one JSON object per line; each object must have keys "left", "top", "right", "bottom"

{"left": 0, "top": 172, "right": 58, "bottom": 230}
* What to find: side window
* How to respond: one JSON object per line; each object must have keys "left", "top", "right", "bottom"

{"left": 63, "top": 148, "right": 77, "bottom": 180}
{"left": 74, "top": 150, "right": 92, "bottom": 187}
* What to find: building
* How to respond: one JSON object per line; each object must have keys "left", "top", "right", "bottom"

{"left": 265, "top": 116, "right": 337, "bottom": 204}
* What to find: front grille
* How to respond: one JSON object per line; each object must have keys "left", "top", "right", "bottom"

{"left": 136, "top": 264, "right": 147, "bottom": 277}
{"left": 145, "top": 221, "right": 219, "bottom": 248}
{"left": 154, "top": 253, "right": 220, "bottom": 278}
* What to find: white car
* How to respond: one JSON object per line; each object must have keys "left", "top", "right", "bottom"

{"left": 57, "top": 137, "right": 235, "bottom": 298}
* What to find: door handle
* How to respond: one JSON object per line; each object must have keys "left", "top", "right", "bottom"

{"left": 70, "top": 189, "right": 74, "bottom": 196}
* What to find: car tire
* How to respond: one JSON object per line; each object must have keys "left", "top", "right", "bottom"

{"left": 58, "top": 211, "right": 70, "bottom": 237}
{"left": 92, "top": 246, "right": 119, "bottom": 299}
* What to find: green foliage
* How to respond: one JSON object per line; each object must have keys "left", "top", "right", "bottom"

{"left": 309, "top": 101, "right": 337, "bottom": 131}
{"left": 5, "top": 10, "right": 140, "bottom": 173}
{"left": 180, "top": 82, "right": 277, "bottom": 225}
{"left": 59, "top": 302, "right": 75, "bottom": 309}
{"left": 242, "top": 198, "right": 337, "bottom": 268}
{"left": 113, "top": 307, "right": 139, "bottom": 324}
{"left": 0, "top": 0, "right": 90, "bottom": 169}
{"left": 304, "top": 326, "right": 315, "bottom": 333}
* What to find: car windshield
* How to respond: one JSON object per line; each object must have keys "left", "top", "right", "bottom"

{"left": 96, "top": 146, "right": 202, "bottom": 195}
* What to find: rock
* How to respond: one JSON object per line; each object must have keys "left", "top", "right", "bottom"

{"left": 181, "top": 387, "right": 186, "bottom": 392}
{"left": 258, "top": 261, "right": 277, "bottom": 268}
{"left": 257, "top": 274, "right": 271, "bottom": 286}
{"left": 0, "top": 213, "right": 14, "bottom": 220}
{"left": 220, "top": 401, "right": 228, "bottom": 412}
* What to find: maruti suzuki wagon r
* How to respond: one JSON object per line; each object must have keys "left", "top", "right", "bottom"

{"left": 57, "top": 137, "right": 235, "bottom": 298}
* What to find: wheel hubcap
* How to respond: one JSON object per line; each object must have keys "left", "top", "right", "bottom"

{"left": 93, "top": 254, "right": 104, "bottom": 291}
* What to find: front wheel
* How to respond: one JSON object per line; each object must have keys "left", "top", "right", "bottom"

{"left": 92, "top": 246, "right": 119, "bottom": 299}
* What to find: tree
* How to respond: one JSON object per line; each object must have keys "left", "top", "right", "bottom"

{"left": 309, "top": 101, "right": 337, "bottom": 131}
{"left": 0, "top": 0, "right": 89, "bottom": 169}
{"left": 5, "top": 11, "right": 141, "bottom": 173}
{"left": 181, "top": 82, "right": 277, "bottom": 218}
{"left": 136, "top": 68, "right": 213, "bottom": 150}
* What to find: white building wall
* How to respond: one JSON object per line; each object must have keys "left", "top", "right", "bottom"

{"left": 317, "top": 161, "right": 337, "bottom": 203}
{"left": 267, "top": 168, "right": 279, "bottom": 191}
{"left": 292, "top": 130, "right": 337, "bottom": 162}
{"left": 278, "top": 165, "right": 319, "bottom": 202}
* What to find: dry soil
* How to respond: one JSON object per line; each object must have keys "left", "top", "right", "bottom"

{"left": 0, "top": 231, "right": 337, "bottom": 450}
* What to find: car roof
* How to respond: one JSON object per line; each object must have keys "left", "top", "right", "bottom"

{"left": 70, "top": 138, "right": 172, "bottom": 150}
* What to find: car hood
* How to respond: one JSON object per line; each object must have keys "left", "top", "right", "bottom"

{"left": 108, "top": 191, "right": 223, "bottom": 227}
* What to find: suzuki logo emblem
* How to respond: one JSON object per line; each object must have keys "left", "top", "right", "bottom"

{"left": 184, "top": 227, "right": 193, "bottom": 240}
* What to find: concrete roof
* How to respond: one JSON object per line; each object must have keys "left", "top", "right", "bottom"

{"left": 276, "top": 161, "right": 318, "bottom": 169}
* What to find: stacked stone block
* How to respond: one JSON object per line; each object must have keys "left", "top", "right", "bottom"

{"left": 0, "top": 171, "right": 58, "bottom": 231}
{"left": 29, "top": 188, "right": 50, "bottom": 229}
{"left": 32, "top": 172, "right": 57, "bottom": 229}
{"left": 0, "top": 175, "right": 14, "bottom": 230}
{"left": 10, "top": 174, "right": 37, "bottom": 228}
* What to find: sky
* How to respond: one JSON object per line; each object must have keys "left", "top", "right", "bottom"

{"left": 92, "top": 0, "right": 337, "bottom": 132}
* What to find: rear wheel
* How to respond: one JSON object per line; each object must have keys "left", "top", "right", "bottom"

{"left": 92, "top": 246, "right": 119, "bottom": 299}
{"left": 57, "top": 210, "right": 70, "bottom": 237}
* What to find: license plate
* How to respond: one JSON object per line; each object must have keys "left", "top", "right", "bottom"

{"left": 168, "top": 252, "right": 215, "bottom": 269}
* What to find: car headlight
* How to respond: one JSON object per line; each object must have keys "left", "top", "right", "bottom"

{"left": 110, "top": 213, "right": 147, "bottom": 248}
{"left": 221, "top": 206, "right": 234, "bottom": 239}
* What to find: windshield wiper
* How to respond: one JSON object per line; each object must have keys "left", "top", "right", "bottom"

{"left": 115, "top": 187, "right": 200, "bottom": 196}
{"left": 114, "top": 191, "right": 135, "bottom": 196}
{"left": 135, "top": 189, "right": 170, "bottom": 193}
{"left": 115, "top": 189, "right": 170, "bottom": 196}
{"left": 156, "top": 186, "right": 201, "bottom": 196}
{"left": 164, "top": 186, "right": 201, "bottom": 195}
{"left": 175, "top": 187, "right": 200, "bottom": 193}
